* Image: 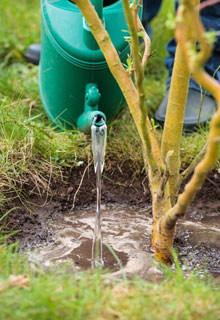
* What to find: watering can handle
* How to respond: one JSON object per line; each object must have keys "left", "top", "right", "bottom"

{"left": 83, "top": 0, "right": 104, "bottom": 49}
{"left": 91, "top": 0, "right": 103, "bottom": 19}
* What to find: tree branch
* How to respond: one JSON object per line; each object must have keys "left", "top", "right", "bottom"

{"left": 137, "top": 16, "right": 151, "bottom": 70}
{"left": 178, "top": 143, "right": 207, "bottom": 187}
{"left": 133, "top": 0, "right": 142, "bottom": 31}
{"left": 122, "top": 0, "right": 160, "bottom": 176}
{"left": 199, "top": 0, "right": 220, "bottom": 10}
{"left": 163, "top": 0, "right": 220, "bottom": 230}
{"left": 160, "top": 0, "right": 201, "bottom": 205}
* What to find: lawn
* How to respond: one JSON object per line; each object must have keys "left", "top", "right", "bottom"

{"left": 0, "top": 241, "right": 220, "bottom": 320}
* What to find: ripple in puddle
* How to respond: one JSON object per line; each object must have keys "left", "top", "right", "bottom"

{"left": 24, "top": 206, "right": 220, "bottom": 277}
{"left": 26, "top": 206, "right": 152, "bottom": 272}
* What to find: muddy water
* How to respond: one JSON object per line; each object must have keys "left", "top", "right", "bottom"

{"left": 26, "top": 206, "right": 153, "bottom": 272}
{"left": 177, "top": 216, "right": 220, "bottom": 276}
{"left": 24, "top": 206, "right": 220, "bottom": 277}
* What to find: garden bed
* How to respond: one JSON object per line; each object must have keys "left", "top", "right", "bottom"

{"left": 3, "top": 167, "right": 220, "bottom": 278}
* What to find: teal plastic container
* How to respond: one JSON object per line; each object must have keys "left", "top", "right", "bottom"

{"left": 39, "top": 0, "right": 136, "bottom": 133}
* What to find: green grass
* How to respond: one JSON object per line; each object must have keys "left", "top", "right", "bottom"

{"left": 0, "top": 0, "right": 40, "bottom": 62}
{"left": 0, "top": 0, "right": 217, "bottom": 206}
{"left": 0, "top": 241, "right": 220, "bottom": 320}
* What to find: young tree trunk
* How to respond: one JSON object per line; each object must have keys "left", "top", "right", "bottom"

{"left": 161, "top": 0, "right": 200, "bottom": 206}
{"left": 161, "top": 43, "right": 190, "bottom": 206}
{"left": 152, "top": 0, "right": 200, "bottom": 264}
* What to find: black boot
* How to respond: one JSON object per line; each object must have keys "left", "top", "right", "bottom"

{"left": 155, "top": 88, "right": 217, "bottom": 130}
{"left": 24, "top": 44, "right": 41, "bottom": 65}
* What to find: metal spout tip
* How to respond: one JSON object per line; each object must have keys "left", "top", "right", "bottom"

{"left": 93, "top": 115, "right": 105, "bottom": 128}
{"left": 77, "top": 111, "right": 106, "bottom": 134}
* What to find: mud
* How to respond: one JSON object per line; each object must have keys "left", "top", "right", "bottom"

{"left": 2, "top": 169, "right": 220, "bottom": 277}
{"left": 25, "top": 207, "right": 152, "bottom": 273}
{"left": 23, "top": 204, "right": 220, "bottom": 277}
{"left": 176, "top": 218, "right": 220, "bottom": 276}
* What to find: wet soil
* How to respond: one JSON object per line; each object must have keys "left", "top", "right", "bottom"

{"left": 3, "top": 164, "right": 152, "bottom": 247}
{"left": 1, "top": 167, "right": 220, "bottom": 277}
{"left": 26, "top": 207, "right": 151, "bottom": 272}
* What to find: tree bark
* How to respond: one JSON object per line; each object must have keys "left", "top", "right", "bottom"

{"left": 161, "top": 0, "right": 200, "bottom": 206}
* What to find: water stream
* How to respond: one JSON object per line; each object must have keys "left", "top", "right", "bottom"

{"left": 91, "top": 116, "right": 107, "bottom": 268}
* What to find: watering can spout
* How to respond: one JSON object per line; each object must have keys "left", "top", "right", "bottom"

{"left": 77, "top": 83, "right": 106, "bottom": 134}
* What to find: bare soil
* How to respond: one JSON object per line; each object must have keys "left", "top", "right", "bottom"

{"left": 1, "top": 166, "right": 220, "bottom": 276}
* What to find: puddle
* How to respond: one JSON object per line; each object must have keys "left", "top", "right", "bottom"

{"left": 25, "top": 206, "right": 153, "bottom": 273}
{"left": 21, "top": 205, "right": 220, "bottom": 277}
{"left": 177, "top": 216, "right": 220, "bottom": 275}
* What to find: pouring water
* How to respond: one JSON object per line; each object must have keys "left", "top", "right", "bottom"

{"left": 91, "top": 115, "right": 107, "bottom": 268}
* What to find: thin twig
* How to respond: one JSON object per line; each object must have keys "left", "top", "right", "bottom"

{"left": 199, "top": 0, "right": 220, "bottom": 10}
{"left": 198, "top": 65, "right": 220, "bottom": 128}
{"left": 213, "top": 65, "right": 220, "bottom": 78}
{"left": 141, "top": 176, "right": 147, "bottom": 194}
{"left": 71, "top": 162, "right": 92, "bottom": 210}
{"left": 41, "top": 156, "right": 53, "bottom": 207}
{"left": 198, "top": 85, "right": 207, "bottom": 129}
{"left": 206, "top": 175, "right": 220, "bottom": 191}
{"left": 178, "top": 143, "right": 207, "bottom": 187}
{"left": 133, "top": 0, "right": 142, "bottom": 31}
{"left": 137, "top": 16, "right": 151, "bottom": 70}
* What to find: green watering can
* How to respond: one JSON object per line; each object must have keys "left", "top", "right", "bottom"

{"left": 39, "top": 0, "right": 140, "bottom": 133}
